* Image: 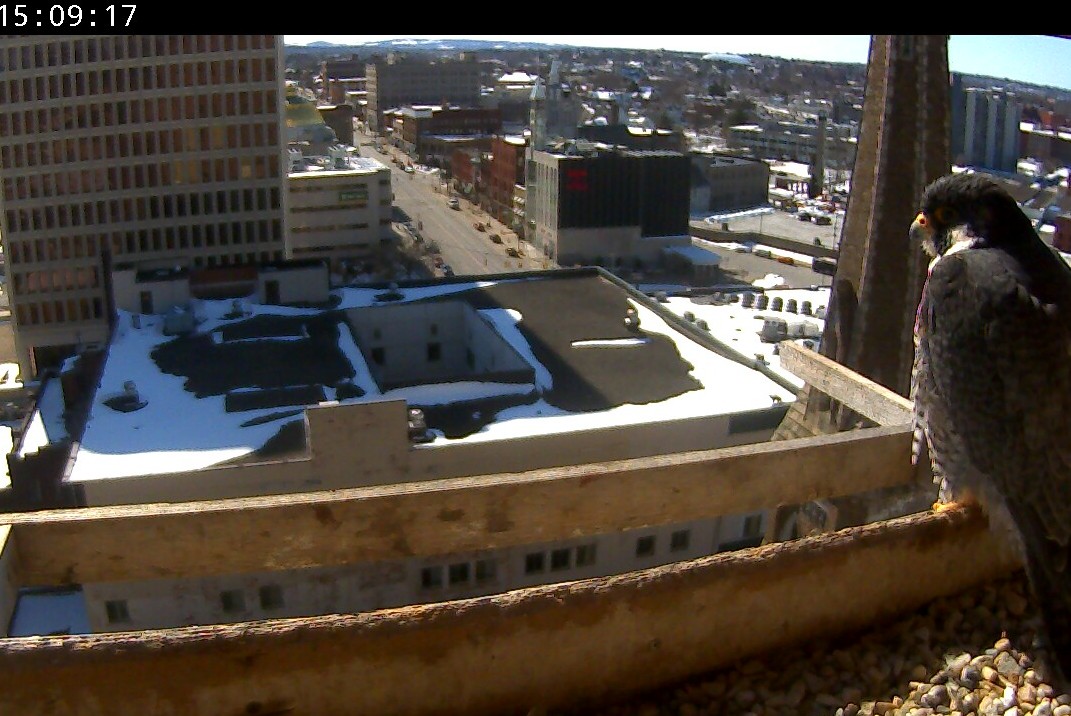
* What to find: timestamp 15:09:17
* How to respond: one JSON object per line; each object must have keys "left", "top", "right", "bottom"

{"left": 0, "top": 4, "right": 136, "bottom": 28}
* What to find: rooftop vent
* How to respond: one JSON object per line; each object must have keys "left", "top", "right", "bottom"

{"left": 408, "top": 407, "right": 434, "bottom": 444}
{"left": 104, "top": 379, "right": 148, "bottom": 413}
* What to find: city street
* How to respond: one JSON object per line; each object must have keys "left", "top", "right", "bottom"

{"left": 355, "top": 124, "right": 836, "bottom": 287}
{"left": 356, "top": 131, "right": 548, "bottom": 277}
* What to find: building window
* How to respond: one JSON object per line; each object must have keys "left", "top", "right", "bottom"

{"left": 220, "top": 589, "right": 246, "bottom": 614}
{"left": 421, "top": 566, "right": 443, "bottom": 589}
{"left": 742, "top": 514, "right": 763, "bottom": 539}
{"left": 448, "top": 562, "right": 470, "bottom": 586}
{"left": 670, "top": 529, "right": 691, "bottom": 553}
{"left": 550, "top": 547, "right": 571, "bottom": 571}
{"left": 524, "top": 552, "right": 545, "bottom": 574}
{"left": 576, "top": 543, "right": 597, "bottom": 567}
{"left": 104, "top": 599, "right": 130, "bottom": 624}
{"left": 475, "top": 558, "right": 496, "bottom": 583}
{"left": 635, "top": 535, "right": 656, "bottom": 558}
{"left": 258, "top": 584, "right": 284, "bottom": 610}
{"left": 427, "top": 342, "right": 441, "bottom": 362}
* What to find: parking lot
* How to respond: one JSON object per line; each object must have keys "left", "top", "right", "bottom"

{"left": 704, "top": 209, "right": 845, "bottom": 251}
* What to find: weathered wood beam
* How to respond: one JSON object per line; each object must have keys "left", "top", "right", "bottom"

{"left": 4, "top": 424, "right": 915, "bottom": 585}
{"left": 778, "top": 341, "right": 914, "bottom": 425}
{"left": 0, "top": 506, "right": 1018, "bottom": 716}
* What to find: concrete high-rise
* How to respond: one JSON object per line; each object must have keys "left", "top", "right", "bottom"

{"left": 960, "top": 88, "right": 1021, "bottom": 173}
{"left": 0, "top": 35, "right": 288, "bottom": 375}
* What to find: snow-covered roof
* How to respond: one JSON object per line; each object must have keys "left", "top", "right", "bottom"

{"left": 497, "top": 72, "right": 538, "bottom": 85}
{"left": 658, "top": 286, "right": 830, "bottom": 388}
{"left": 52, "top": 272, "right": 798, "bottom": 485}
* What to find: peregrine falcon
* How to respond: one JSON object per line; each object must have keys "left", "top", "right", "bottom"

{"left": 910, "top": 172, "right": 1071, "bottom": 685}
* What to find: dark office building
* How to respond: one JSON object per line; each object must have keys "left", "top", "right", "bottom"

{"left": 528, "top": 145, "right": 691, "bottom": 265}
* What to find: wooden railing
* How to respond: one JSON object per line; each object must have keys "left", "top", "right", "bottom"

{"left": 0, "top": 344, "right": 1018, "bottom": 716}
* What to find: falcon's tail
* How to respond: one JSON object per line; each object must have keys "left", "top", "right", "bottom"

{"left": 1024, "top": 550, "right": 1071, "bottom": 691}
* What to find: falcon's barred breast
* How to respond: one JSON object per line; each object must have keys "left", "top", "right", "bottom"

{"left": 911, "top": 173, "right": 1071, "bottom": 687}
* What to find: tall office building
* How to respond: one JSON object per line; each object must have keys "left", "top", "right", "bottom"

{"left": 0, "top": 35, "right": 288, "bottom": 375}
{"left": 365, "top": 52, "right": 481, "bottom": 134}
{"left": 959, "top": 87, "right": 1022, "bottom": 173}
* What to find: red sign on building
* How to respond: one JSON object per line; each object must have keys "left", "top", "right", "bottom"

{"left": 565, "top": 168, "right": 588, "bottom": 191}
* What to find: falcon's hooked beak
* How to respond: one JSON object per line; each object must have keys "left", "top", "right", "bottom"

{"left": 910, "top": 212, "right": 940, "bottom": 259}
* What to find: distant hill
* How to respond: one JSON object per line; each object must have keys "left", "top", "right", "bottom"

{"left": 285, "top": 39, "right": 1071, "bottom": 100}
{"left": 287, "top": 38, "right": 572, "bottom": 53}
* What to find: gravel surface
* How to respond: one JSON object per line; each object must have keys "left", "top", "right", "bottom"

{"left": 554, "top": 575, "right": 1067, "bottom": 716}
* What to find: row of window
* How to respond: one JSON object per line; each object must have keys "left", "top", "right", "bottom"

{"left": 3, "top": 173, "right": 279, "bottom": 232}
{"left": 291, "top": 223, "right": 375, "bottom": 235}
{"left": 291, "top": 204, "right": 376, "bottom": 214}
{"left": 98, "top": 519, "right": 768, "bottom": 626}
{"left": 290, "top": 182, "right": 379, "bottom": 194}
{"left": 7, "top": 219, "right": 282, "bottom": 265}
{"left": 421, "top": 558, "right": 497, "bottom": 589}
{"left": 0, "top": 60, "right": 276, "bottom": 108}
{"left": 291, "top": 244, "right": 373, "bottom": 256}
{"left": 1, "top": 36, "right": 275, "bottom": 74}
{"left": 1, "top": 120, "right": 280, "bottom": 170}
{"left": 1, "top": 92, "right": 279, "bottom": 141}
{"left": 105, "top": 581, "right": 284, "bottom": 625}
{"left": 4, "top": 188, "right": 281, "bottom": 241}
{"left": 12, "top": 267, "right": 100, "bottom": 294}
{"left": 15, "top": 296, "right": 104, "bottom": 326}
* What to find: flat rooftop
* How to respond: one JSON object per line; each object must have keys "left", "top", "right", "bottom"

{"left": 58, "top": 272, "right": 796, "bottom": 484}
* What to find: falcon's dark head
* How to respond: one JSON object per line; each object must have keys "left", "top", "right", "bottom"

{"left": 910, "top": 173, "right": 1033, "bottom": 259}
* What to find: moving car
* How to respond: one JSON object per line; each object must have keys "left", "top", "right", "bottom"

{"left": 448, "top": 198, "right": 460, "bottom": 210}
{"left": 489, "top": 233, "right": 502, "bottom": 244}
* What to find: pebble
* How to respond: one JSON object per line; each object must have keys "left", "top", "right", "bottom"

{"left": 552, "top": 577, "right": 1070, "bottom": 716}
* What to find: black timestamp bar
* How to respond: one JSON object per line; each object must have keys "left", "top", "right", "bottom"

{"left": 0, "top": 4, "right": 136, "bottom": 28}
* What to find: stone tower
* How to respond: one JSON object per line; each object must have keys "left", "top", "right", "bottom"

{"left": 777, "top": 35, "right": 952, "bottom": 437}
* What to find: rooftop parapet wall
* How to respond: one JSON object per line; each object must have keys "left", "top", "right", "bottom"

{"left": 74, "top": 394, "right": 771, "bottom": 505}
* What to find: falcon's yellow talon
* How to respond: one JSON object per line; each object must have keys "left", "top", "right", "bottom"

{"left": 933, "top": 501, "right": 957, "bottom": 514}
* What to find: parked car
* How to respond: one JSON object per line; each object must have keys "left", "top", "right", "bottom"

{"left": 448, "top": 198, "right": 460, "bottom": 210}
{"left": 474, "top": 222, "right": 485, "bottom": 232}
{"left": 434, "top": 256, "right": 444, "bottom": 268}
{"left": 489, "top": 233, "right": 502, "bottom": 244}
{"left": 506, "top": 247, "right": 522, "bottom": 258}
{"left": 441, "top": 265, "right": 455, "bottom": 277}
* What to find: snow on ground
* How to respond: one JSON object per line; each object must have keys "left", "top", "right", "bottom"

{"left": 62, "top": 278, "right": 799, "bottom": 481}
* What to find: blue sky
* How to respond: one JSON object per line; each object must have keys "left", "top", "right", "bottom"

{"left": 284, "top": 35, "right": 1071, "bottom": 92}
